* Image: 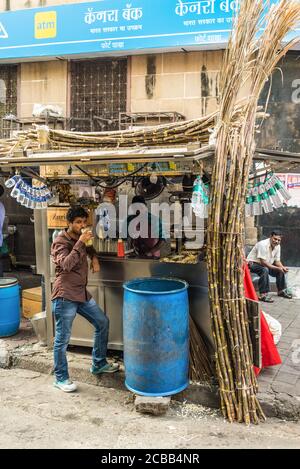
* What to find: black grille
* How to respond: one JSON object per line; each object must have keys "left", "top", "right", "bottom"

{"left": 70, "top": 59, "right": 127, "bottom": 132}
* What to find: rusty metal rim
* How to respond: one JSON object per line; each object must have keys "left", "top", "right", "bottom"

{"left": 123, "top": 277, "right": 189, "bottom": 295}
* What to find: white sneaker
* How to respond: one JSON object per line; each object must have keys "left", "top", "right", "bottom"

{"left": 54, "top": 379, "right": 77, "bottom": 392}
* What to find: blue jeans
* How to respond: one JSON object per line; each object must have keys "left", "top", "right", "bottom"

{"left": 52, "top": 297, "right": 109, "bottom": 382}
{"left": 249, "top": 262, "right": 287, "bottom": 294}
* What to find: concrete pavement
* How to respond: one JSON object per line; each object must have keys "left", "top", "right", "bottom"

{"left": 1, "top": 368, "right": 300, "bottom": 449}
{"left": 0, "top": 295, "right": 299, "bottom": 421}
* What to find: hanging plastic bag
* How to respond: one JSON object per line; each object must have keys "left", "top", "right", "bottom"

{"left": 191, "top": 176, "right": 210, "bottom": 219}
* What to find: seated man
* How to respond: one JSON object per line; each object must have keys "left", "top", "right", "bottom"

{"left": 247, "top": 231, "right": 292, "bottom": 303}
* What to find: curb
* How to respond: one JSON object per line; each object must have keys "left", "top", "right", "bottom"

{"left": 4, "top": 345, "right": 300, "bottom": 422}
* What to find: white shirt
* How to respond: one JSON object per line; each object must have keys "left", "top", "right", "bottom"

{"left": 247, "top": 238, "right": 281, "bottom": 265}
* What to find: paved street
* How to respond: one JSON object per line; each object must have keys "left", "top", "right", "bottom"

{"left": 259, "top": 295, "right": 300, "bottom": 398}
{"left": 0, "top": 368, "right": 300, "bottom": 449}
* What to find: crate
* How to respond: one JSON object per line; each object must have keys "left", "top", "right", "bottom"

{"left": 22, "top": 287, "right": 42, "bottom": 319}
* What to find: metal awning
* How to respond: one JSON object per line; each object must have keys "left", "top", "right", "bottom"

{"left": 0, "top": 144, "right": 215, "bottom": 168}
{"left": 0, "top": 144, "right": 300, "bottom": 170}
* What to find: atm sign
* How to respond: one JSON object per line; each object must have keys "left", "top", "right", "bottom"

{"left": 35, "top": 11, "right": 57, "bottom": 39}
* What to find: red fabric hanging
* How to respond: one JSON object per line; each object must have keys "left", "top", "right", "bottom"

{"left": 243, "top": 263, "right": 282, "bottom": 375}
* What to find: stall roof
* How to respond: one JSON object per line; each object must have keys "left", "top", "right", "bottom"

{"left": 1, "top": 144, "right": 300, "bottom": 171}
{"left": 0, "top": 144, "right": 215, "bottom": 168}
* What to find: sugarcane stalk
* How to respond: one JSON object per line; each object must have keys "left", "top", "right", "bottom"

{"left": 207, "top": 0, "right": 300, "bottom": 424}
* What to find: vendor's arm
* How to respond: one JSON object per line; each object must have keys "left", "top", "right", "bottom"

{"left": 149, "top": 238, "right": 166, "bottom": 253}
{"left": 148, "top": 217, "right": 167, "bottom": 253}
{"left": 274, "top": 260, "right": 288, "bottom": 273}
{"left": 52, "top": 238, "right": 86, "bottom": 272}
{"left": 259, "top": 258, "right": 283, "bottom": 272}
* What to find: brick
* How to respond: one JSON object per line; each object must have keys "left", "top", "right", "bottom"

{"left": 0, "top": 347, "right": 10, "bottom": 369}
{"left": 135, "top": 396, "right": 171, "bottom": 416}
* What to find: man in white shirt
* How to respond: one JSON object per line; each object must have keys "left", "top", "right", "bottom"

{"left": 247, "top": 231, "right": 292, "bottom": 303}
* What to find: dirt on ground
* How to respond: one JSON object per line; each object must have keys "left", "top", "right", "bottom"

{"left": 0, "top": 368, "right": 300, "bottom": 449}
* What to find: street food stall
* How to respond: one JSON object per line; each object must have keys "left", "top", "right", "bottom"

{"left": 1, "top": 120, "right": 299, "bottom": 368}
{"left": 1, "top": 114, "right": 300, "bottom": 429}
{"left": 0, "top": 135, "right": 215, "bottom": 355}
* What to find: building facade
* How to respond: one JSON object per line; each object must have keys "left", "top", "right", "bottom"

{"left": 1, "top": 0, "right": 300, "bottom": 264}
{"left": 0, "top": 0, "right": 224, "bottom": 133}
{"left": 0, "top": 1, "right": 298, "bottom": 146}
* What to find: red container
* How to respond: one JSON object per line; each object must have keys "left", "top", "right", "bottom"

{"left": 117, "top": 239, "right": 125, "bottom": 258}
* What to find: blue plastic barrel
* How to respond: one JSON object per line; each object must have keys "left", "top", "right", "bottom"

{"left": 123, "top": 277, "right": 189, "bottom": 397}
{"left": 0, "top": 278, "right": 20, "bottom": 337}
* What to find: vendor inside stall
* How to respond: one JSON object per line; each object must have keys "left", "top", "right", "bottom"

{"left": 124, "top": 195, "right": 166, "bottom": 259}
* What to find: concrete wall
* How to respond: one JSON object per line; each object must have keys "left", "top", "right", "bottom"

{"left": 19, "top": 61, "right": 68, "bottom": 117}
{"left": 258, "top": 52, "right": 300, "bottom": 154}
{"left": 15, "top": 51, "right": 223, "bottom": 121}
{"left": 131, "top": 51, "right": 222, "bottom": 120}
{"left": 0, "top": 2, "right": 224, "bottom": 122}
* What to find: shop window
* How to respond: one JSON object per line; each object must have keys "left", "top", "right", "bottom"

{"left": 0, "top": 65, "right": 17, "bottom": 138}
{"left": 0, "top": 80, "right": 6, "bottom": 105}
{"left": 70, "top": 59, "right": 127, "bottom": 132}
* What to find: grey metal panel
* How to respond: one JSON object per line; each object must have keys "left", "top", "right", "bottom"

{"left": 49, "top": 256, "right": 211, "bottom": 351}
{"left": 103, "top": 284, "right": 124, "bottom": 349}
{"left": 70, "top": 257, "right": 210, "bottom": 350}
{"left": 34, "top": 210, "right": 45, "bottom": 275}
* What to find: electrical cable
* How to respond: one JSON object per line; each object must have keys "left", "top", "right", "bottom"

{"left": 75, "top": 162, "right": 149, "bottom": 189}
{"left": 21, "top": 169, "right": 47, "bottom": 185}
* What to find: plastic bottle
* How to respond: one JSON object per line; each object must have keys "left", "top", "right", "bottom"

{"left": 5, "top": 175, "right": 20, "bottom": 188}
{"left": 117, "top": 239, "right": 125, "bottom": 258}
{"left": 10, "top": 179, "right": 22, "bottom": 198}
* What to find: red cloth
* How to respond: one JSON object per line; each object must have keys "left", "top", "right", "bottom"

{"left": 243, "top": 263, "right": 282, "bottom": 375}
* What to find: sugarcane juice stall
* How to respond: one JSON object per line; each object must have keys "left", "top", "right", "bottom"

{"left": 1, "top": 121, "right": 295, "bottom": 380}
{"left": 0, "top": 138, "right": 215, "bottom": 357}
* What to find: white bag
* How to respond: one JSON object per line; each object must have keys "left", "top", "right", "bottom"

{"left": 32, "top": 103, "right": 63, "bottom": 118}
{"left": 263, "top": 312, "right": 282, "bottom": 345}
{"left": 286, "top": 268, "right": 300, "bottom": 299}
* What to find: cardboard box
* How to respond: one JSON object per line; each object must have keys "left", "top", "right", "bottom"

{"left": 47, "top": 207, "right": 93, "bottom": 229}
{"left": 22, "top": 287, "right": 42, "bottom": 319}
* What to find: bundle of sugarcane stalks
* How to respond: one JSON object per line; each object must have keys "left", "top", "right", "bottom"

{"left": 189, "top": 317, "right": 215, "bottom": 384}
{"left": 0, "top": 105, "right": 261, "bottom": 158}
{"left": 207, "top": 0, "right": 300, "bottom": 424}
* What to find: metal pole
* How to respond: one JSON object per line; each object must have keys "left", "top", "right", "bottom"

{"left": 39, "top": 209, "right": 53, "bottom": 348}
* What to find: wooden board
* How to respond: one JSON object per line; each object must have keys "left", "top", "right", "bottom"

{"left": 47, "top": 206, "right": 93, "bottom": 228}
{"left": 246, "top": 298, "right": 262, "bottom": 369}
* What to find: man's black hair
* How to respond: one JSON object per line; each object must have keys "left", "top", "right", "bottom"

{"left": 271, "top": 231, "right": 282, "bottom": 237}
{"left": 132, "top": 195, "right": 147, "bottom": 205}
{"left": 66, "top": 206, "right": 89, "bottom": 223}
{"left": 0, "top": 185, "right": 4, "bottom": 198}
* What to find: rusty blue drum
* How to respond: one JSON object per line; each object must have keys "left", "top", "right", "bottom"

{"left": 0, "top": 278, "right": 20, "bottom": 337}
{"left": 123, "top": 277, "right": 189, "bottom": 397}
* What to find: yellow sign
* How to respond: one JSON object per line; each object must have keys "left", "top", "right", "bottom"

{"left": 35, "top": 11, "right": 57, "bottom": 39}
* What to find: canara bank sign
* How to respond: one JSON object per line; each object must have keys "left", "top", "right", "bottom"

{"left": 0, "top": 0, "right": 298, "bottom": 60}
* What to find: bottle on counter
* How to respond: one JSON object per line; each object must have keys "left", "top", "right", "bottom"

{"left": 117, "top": 239, "right": 125, "bottom": 258}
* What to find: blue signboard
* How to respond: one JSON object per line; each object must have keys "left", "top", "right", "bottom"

{"left": 0, "top": 0, "right": 298, "bottom": 60}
